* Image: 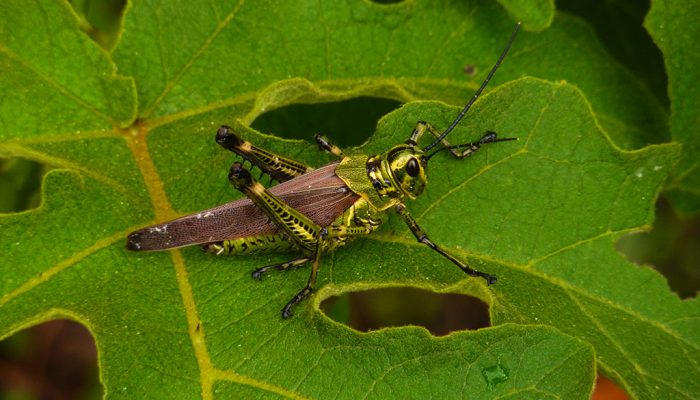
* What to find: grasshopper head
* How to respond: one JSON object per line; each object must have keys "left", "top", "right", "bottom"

{"left": 386, "top": 145, "right": 428, "bottom": 199}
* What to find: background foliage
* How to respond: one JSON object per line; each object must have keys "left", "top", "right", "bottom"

{"left": 1, "top": 0, "right": 698, "bottom": 399}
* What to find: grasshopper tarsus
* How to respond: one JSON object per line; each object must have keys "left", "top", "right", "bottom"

{"left": 480, "top": 131, "right": 517, "bottom": 145}
{"left": 251, "top": 267, "right": 267, "bottom": 280}
{"left": 281, "top": 304, "right": 294, "bottom": 319}
{"left": 457, "top": 264, "right": 498, "bottom": 286}
{"left": 282, "top": 286, "right": 314, "bottom": 319}
{"left": 481, "top": 131, "right": 498, "bottom": 143}
{"left": 464, "top": 269, "right": 497, "bottom": 285}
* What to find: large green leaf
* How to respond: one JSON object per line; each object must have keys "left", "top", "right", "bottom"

{"left": 1, "top": 1, "right": 696, "bottom": 399}
{"left": 645, "top": 0, "right": 700, "bottom": 214}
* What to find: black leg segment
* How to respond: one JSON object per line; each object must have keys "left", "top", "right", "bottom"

{"left": 314, "top": 134, "right": 344, "bottom": 158}
{"left": 252, "top": 257, "right": 311, "bottom": 280}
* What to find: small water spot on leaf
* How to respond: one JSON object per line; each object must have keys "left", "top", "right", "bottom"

{"left": 251, "top": 96, "right": 401, "bottom": 147}
{"left": 482, "top": 363, "right": 508, "bottom": 389}
{"left": 321, "top": 287, "right": 490, "bottom": 335}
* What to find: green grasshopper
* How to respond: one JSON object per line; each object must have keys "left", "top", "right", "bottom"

{"left": 127, "top": 23, "right": 521, "bottom": 318}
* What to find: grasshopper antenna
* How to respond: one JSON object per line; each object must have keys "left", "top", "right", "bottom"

{"left": 423, "top": 22, "right": 521, "bottom": 152}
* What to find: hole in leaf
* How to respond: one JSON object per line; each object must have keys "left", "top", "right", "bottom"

{"left": 617, "top": 196, "right": 700, "bottom": 299}
{"left": 321, "top": 287, "right": 490, "bottom": 336}
{"left": 0, "top": 158, "right": 45, "bottom": 213}
{"left": 68, "top": 0, "right": 126, "bottom": 50}
{"left": 0, "top": 319, "right": 101, "bottom": 399}
{"left": 557, "top": 0, "right": 668, "bottom": 107}
{"left": 251, "top": 96, "right": 401, "bottom": 148}
{"left": 592, "top": 374, "right": 629, "bottom": 400}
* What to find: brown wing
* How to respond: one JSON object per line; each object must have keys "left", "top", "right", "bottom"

{"left": 126, "top": 162, "right": 360, "bottom": 251}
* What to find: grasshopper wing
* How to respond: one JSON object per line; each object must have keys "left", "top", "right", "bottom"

{"left": 126, "top": 162, "right": 359, "bottom": 251}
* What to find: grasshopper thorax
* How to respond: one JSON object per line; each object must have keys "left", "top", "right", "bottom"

{"left": 367, "top": 145, "right": 428, "bottom": 200}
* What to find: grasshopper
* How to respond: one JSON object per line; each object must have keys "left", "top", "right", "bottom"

{"left": 127, "top": 23, "right": 521, "bottom": 318}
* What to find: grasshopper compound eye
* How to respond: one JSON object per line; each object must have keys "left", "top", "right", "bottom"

{"left": 406, "top": 158, "right": 420, "bottom": 177}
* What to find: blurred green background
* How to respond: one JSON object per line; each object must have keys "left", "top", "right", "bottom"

{"left": 1, "top": 0, "right": 697, "bottom": 399}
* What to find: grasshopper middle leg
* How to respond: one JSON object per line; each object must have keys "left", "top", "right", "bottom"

{"left": 279, "top": 223, "right": 375, "bottom": 318}
{"left": 252, "top": 256, "right": 311, "bottom": 280}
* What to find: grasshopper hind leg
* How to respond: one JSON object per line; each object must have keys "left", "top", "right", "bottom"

{"left": 216, "top": 125, "right": 313, "bottom": 182}
{"left": 228, "top": 162, "right": 325, "bottom": 318}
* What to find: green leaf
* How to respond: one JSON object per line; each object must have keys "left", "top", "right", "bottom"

{"left": 1, "top": 1, "right": 695, "bottom": 399}
{"left": 645, "top": 0, "right": 700, "bottom": 214}
{"left": 112, "top": 0, "right": 665, "bottom": 148}
{"left": 496, "top": 0, "right": 554, "bottom": 31}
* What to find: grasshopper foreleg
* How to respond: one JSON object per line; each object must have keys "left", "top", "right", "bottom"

{"left": 409, "top": 122, "right": 512, "bottom": 158}
{"left": 395, "top": 203, "right": 497, "bottom": 285}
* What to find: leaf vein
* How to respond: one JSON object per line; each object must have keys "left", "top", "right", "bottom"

{"left": 143, "top": 0, "right": 246, "bottom": 117}
{"left": 0, "top": 44, "right": 116, "bottom": 124}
